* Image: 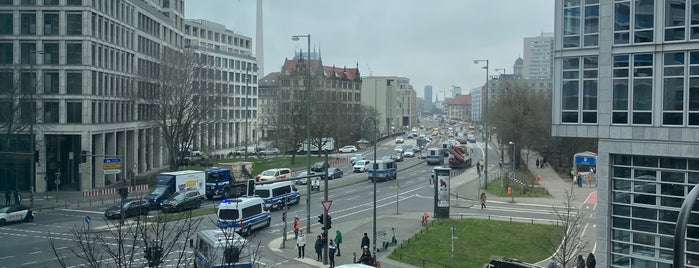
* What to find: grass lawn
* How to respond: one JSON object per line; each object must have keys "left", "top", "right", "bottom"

{"left": 146, "top": 207, "right": 216, "bottom": 223}
{"left": 389, "top": 219, "right": 562, "bottom": 268}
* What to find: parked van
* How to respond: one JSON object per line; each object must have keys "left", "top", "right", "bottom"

{"left": 367, "top": 160, "right": 398, "bottom": 182}
{"left": 217, "top": 197, "right": 271, "bottom": 236}
{"left": 253, "top": 181, "right": 301, "bottom": 210}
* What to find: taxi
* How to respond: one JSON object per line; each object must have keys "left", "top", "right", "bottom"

{"left": 0, "top": 205, "right": 34, "bottom": 225}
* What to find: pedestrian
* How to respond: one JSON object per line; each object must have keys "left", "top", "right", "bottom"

{"left": 356, "top": 246, "right": 372, "bottom": 265}
{"left": 547, "top": 259, "right": 557, "bottom": 268}
{"left": 314, "top": 235, "right": 323, "bottom": 261}
{"left": 4, "top": 190, "right": 10, "bottom": 206}
{"left": 328, "top": 239, "right": 337, "bottom": 268}
{"left": 293, "top": 216, "right": 301, "bottom": 240}
{"left": 586, "top": 253, "right": 596, "bottom": 268}
{"left": 335, "top": 230, "right": 342, "bottom": 256}
{"left": 576, "top": 254, "right": 586, "bottom": 268}
{"left": 296, "top": 230, "right": 306, "bottom": 258}
{"left": 13, "top": 190, "right": 21, "bottom": 205}
{"left": 360, "top": 232, "right": 370, "bottom": 250}
{"left": 536, "top": 158, "right": 540, "bottom": 168}
{"left": 480, "top": 192, "right": 487, "bottom": 209}
{"left": 577, "top": 174, "right": 583, "bottom": 188}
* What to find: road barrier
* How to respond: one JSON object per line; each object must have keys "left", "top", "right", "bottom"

{"left": 82, "top": 184, "right": 149, "bottom": 197}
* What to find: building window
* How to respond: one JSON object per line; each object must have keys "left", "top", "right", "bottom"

{"left": 20, "top": 0, "right": 35, "bottom": 5}
{"left": 43, "top": 42, "right": 58, "bottom": 64}
{"left": 43, "top": 71, "right": 58, "bottom": 94}
{"left": 66, "top": 101, "right": 82, "bottom": 123}
{"left": 614, "top": 54, "right": 654, "bottom": 125}
{"left": 0, "top": 13, "right": 12, "bottom": 34}
{"left": 0, "top": 0, "right": 12, "bottom": 5}
{"left": 690, "top": 51, "right": 699, "bottom": 125}
{"left": 561, "top": 56, "right": 598, "bottom": 123}
{"left": 43, "top": 0, "right": 58, "bottom": 5}
{"left": 20, "top": 42, "right": 36, "bottom": 64}
{"left": 20, "top": 13, "right": 36, "bottom": 35}
{"left": 20, "top": 71, "right": 36, "bottom": 94}
{"left": 66, "top": 13, "right": 82, "bottom": 35}
{"left": 614, "top": 0, "right": 655, "bottom": 45}
{"left": 563, "top": 0, "right": 599, "bottom": 48}
{"left": 43, "top": 13, "right": 59, "bottom": 36}
{"left": 0, "top": 42, "right": 12, "bottom": 64}
{"left": 66, "top": 0, "right": 81, "bottom": 5}
{"left": 20, "top": 101, "right": 34, "bottom": 124}
{"left": 663, "top": 52, "right": 685, "bottom": 125}
{"left": 665, "top": 0, "right": 686, "bottom": 41}
{"left": 66, "top": 43, "right": 82, "bottom": 65}
{"left": 0, "top": 72, "right": 11, "bottom": 94}
{"left": 43, "top": 102, "right": 58, "bottom": 123}
{"left": 66, "top": 72, "right": 82, "bottom": 94}
{"left": 613, "top": 55, "right": 630, "bottom": 124}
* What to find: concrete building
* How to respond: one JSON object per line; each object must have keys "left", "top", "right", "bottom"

{"left": 513, "top": 57, "right": 523, "bottom": 77}
{"left": 451, "top": 85, "right": 461, "bottom": 98}
{"left": 423, "top": 85, "right": 432, "bottom": 113}
{"left": 469, "top": 86, "right": 482, "bottom": 122}
{"left": 523, "top": 33, "right": 553, "bottom": 80}
{"left": 445, "top": 94, "right": 471, "bottom": 122}
{"left": 362, "top": 76, "right": 414, "bottom": 135}
{"left": 553, "top": 1, "right": 699, "bottom": 267}
{"left": 488, "top": 74, "right": 551, "bottom": 102}
{"left": 400, "top": 84, "right": 418, "bottom": 128}
{"left": 183, "top": 19, "right": 258, "bottom": 154}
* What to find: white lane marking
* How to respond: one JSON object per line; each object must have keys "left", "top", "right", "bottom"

{"left": 21, "top": 261, "right": 38, "bottom": 266}
{"left": 28, "top": 251, "right": 42, "bottom": 255}
{"left": 0, "top": 255, "right": 14, "bottom": 260}
{"left": 60, "top": 208, "right": 105, "bottom": 215}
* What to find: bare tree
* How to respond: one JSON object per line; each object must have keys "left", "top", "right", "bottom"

{"left": 134, "top": 48, "right": 219, "bottom": 170}
{"left": 540, "top": 189, "right": 588, "bottom": 268}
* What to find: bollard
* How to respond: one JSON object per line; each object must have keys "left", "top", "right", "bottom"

{"left": 353, "top": 251, "right": 356, "bottom": 263}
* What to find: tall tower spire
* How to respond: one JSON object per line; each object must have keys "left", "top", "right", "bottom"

{"left": 256, "top": 0, "right": 264, "bottom": 76}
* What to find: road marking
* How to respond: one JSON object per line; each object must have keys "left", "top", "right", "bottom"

{"left": 0, "top": 255, "right": 14, "bottom": 260}
{"left": 21, "top": 261, "right": 37, "bottom": 266}
{"left": 28, "top": 251, "right": 42, "bottom": 255}
{"left": 61, "top": 208, "right": 105, "bottom": 215}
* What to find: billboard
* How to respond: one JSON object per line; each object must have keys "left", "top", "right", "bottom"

{"left": 433, "top": 167, "right": 451, "bottom": 218}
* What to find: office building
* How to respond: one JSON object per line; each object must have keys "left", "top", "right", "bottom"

{"left": 424, "top": 85, "right": 433, "bottom": 113}
{"left": 553, "top": 1, "right": 699, "bottom": 267}
{"left": 523, "top": 33, "right": 553, "bottom": 79}
{"left": 362, "top": 76, "right": 413, "bottom": 134}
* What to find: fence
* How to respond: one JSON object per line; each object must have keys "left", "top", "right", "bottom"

{"left": 82, "top": 184, "right": 149, "bottom": 197}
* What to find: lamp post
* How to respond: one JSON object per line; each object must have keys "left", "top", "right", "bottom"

{"left": 474, "top": 59, "right": 489, "bottom": 189}
{"left": 494, "top": 68, "right": 506, "bottom": 75}
{"left": 292, "top": 34, "right": 312, "bottom": 233}
{"left": 244, "top": 64, "right": 258, "bottom": 160}
{"left": 357, "top": 116, "right": 377, "bottom": 258}
{"left": 508, "top": 141, "right": 516, "bottom": 203}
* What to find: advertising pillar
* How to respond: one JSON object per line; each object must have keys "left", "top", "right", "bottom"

{"left": 433, "top": 167, "right": 451, "bottom": 218}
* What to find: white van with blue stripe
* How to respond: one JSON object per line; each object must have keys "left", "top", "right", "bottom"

{"left": 253, "top": 181, "right": 301, "bottom": 210}
{"left": 217, "top": 197, "right": 271, "bottom": 236}
{"left": 367, "top": 159, "right": 397, "bottom": 182}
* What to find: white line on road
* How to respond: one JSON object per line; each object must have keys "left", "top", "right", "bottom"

{"left": 61, "top": 208, "right": 105, "bottom": 215}
{"left": 27, "top": 251, "right": 42, "bottom": 255}
{"left": 21, "top": 261, "right": 37, "bottom": 266}
{"left": 0, "top": 255, "right": 15, "bottom": 260}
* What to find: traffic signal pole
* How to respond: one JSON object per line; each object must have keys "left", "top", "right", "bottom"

{"left": 323, "top": 152, "right": 329, "bottom": 265}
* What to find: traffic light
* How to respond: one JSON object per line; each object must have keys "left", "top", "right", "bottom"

{"left": 281, "top": 211, "right": 286, "bottom": 222}
{"left": 321, "top": 231, "right": 327, "bottom": 243}
{"left": 317, "top": 214, "right": 324, "bottom": 224}
{"left": 118, "top": 187, "right": 129, "bottom": 200}
{"left": 80, "top": 150, "right": 87, "bottom": 163}
{"left": 324, "top": 215, "right": 332, "bottom": 230}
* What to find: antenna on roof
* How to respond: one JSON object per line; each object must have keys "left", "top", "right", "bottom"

{"left": 366, "top": 64, "right": 373, "bottom": 76}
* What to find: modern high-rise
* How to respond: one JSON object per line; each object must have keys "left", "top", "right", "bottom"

{"left": 470, "top": 86, "right": 482, "bottom": 122}
{"left": 424, "top": 85, "right": 433, "bottom": 113}
{"left": 553, "top": 1, "right": 699, "bottom": 267}
{"left": 523, "top": 33, "right": 553, "bottom": 80}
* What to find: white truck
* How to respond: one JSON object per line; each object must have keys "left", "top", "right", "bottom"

{"left": 145, "top": 170, "right": 206, "bottom": 207}
{"left": 298, "top": 137, "right": 336, "bottom": 154}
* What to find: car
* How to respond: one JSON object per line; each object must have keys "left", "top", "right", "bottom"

{"left": 350, "top": 154, "right": 364, "bottom": 164}
{"left": 403, "top": 150, "right": 415, "bottom": 157}
{"left": 411, "top": 145, "right": 421, "bottom": 153}
{"left": 395, "top": 137, "right": 404, "bottom": 144}
{"left": 326, "top": 167, "right": 344, "bottom": 179}
{"left": 311, "top": 161, "right": 330, "bottom": 172}
{"left": 353, "top": 160, "right": 372, "bottom": 173}
{"left": 391, "top": 153, "right": 404, "bottom": 162}
{"left": 160, "top": 190, "right": 203, "bottom": 213}
{"left": 394, "top": 145, "right": 404, "bottom": 154}
{"left": 104, "top": 199, "right": 150, "bottom": 220}
{"left": 381, "top": 155, "right": 393, "bottom": 161}
{"left": 294, "top": 171, "right": 317, "bottom": 185}
{"left": 0, "top": 205, "right": 34, "bottom": 225}
{"left": 261, "top": 148, "right": 280, "bottom": 155}
{"left": 255, "top": 168, "right": 292, "bottom": 182}
{"left": 339, "top": 145, "right": 358, "bottom": 153}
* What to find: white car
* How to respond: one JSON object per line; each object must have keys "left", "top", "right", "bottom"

{"left": 255, "top": 168, "right": 292, "bottom": 182}
{"left": 0, "top": 205, "right": 34, "bottom": 225}
{"left": 353, "top": 160, "right": 372, "bottom": 173}
{"left": 395, "top": 138, "right": 404, "bottom": 144}
{"left": 350, "top": 154, "right": 364, "bottom": 164}
{"left": 339, "top": 145, "right": 358, "bottom": 153}
{"left": 403, "top": 150, "right": 415, "bottom": 157}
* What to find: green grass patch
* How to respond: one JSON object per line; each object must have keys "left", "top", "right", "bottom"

{"left": 146, "top": 208, "right": 216, "bottom": 223}
{"left": 389, "top": 219, "right": 562, "bottom": 267}
{"left": 487, "top": 168, "right": 550, "bottom": 198}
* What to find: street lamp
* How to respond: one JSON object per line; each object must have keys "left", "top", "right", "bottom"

{"left": 494, "top": 68, "right": 506, "bottom": 75}
{"left": 244, "top": 64, "right": 258, "bottom": 160}
{"left": 508, "top": 141, "right": 516, "bottom": 203}
{"left": 474, "top": 59, "right": 489, "bottom": 190}
{"left": 357, "top": 116, "right": 378, "bottom": 258}
{"left": 292, "top": 34, "right": 312, "bottom": 233}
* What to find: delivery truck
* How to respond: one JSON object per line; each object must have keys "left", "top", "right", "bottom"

{"left": 145, "top": 170, "right": 205, "bottom": 208}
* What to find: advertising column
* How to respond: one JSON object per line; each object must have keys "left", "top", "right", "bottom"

{"left": 433, "top": 167, "right": 451, "bottom": 218}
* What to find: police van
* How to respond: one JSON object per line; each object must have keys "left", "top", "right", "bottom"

{"left": 217, "top": 197, "right": 271, "bottom": 236}
{"left": 253, "top": 181, "right": 301, "bottom": 211}
{"left": 366, "top": 159, "right": 397, "bottom": 182}
{"left": 191, "top": 229, "right": 253, "bottom": 268}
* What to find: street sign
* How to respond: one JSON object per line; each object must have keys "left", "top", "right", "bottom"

{"left": 103, "top": 163, "right": 122, "bottom": 169}
{"left": 103, "top": 158, "right": 122, "bottom": 164}
{"left": 575, "top": 155, "right": 596, "bottom": 165}
{"left": 321, "top": 200, "right": 333, "bottom": 212}
{"left": 85, "top": 216, "right": 91, "bottom": 224}
{"left": 104, "top": 169, "right": 121, "bottom": 174}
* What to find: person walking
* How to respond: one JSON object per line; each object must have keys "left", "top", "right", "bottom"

{"left": 360, "top": 233, "right": 370, "bottom": 250}
{"left": 586, "top": 253, "right": 596, "bottom": 268}
{"left": 314, "top": 235, "right": 323, "bottom": 261}
{"left": 536, "top": 158, "right": 540, "bottom": 169}
{"left": 293, "top": 216, "right": 301, "bottom": 240}
{"left": 547, "top": 259, "right": 557, "bottom": 268}
{"left": 328, "top": 239, "right": 337, "bottom": 268}
{"left": 334, "top": 230, "right": 342, "bottom": 256}
{"left": 5, "top": 190, "right": 10, "bottom": 206}
{"left": 480, "top": 192, "right": 487, "bottom": 209}
{"left": 296, "top": 230, "right": 306, "bottom": 258}
{"left": 13, "top": 190, "right": 21, "bottom": 205}
{"left": 576, "top": 254, "right": 586, "bottom": 268}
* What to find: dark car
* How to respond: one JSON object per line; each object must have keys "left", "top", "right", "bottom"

{"left": 161, "top": 191, "right": 203, "bottom": 213}
{"left": 311, "top": 161, "right": 330, "bottom": 172}
{"left": 326, "top": 167, "right": 344, "bottom": 180}
{"left": 104, "top": 199, "right": 150, "bottom": 219}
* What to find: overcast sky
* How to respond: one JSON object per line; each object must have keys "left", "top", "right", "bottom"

{"left": 185, "top": 0, "right": 554, "bottom": 99}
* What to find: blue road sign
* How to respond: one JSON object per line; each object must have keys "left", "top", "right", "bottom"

{"left": 103, "top": 158, "right": 122, "bottom": 164}
{"left": 575, "top": 155, "right": 596, "bottom": 166}
{"left": 85, "top": 215, "right": 91, "bottom": 224}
